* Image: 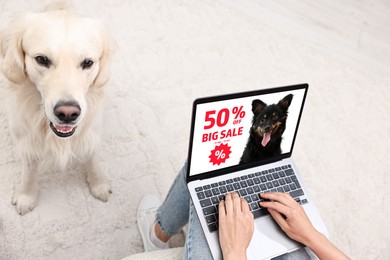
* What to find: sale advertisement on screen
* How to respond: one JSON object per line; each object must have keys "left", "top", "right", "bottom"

{"left": 189, "top": 88, "right": 306, "bottom": 177}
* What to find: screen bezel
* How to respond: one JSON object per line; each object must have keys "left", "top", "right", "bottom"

{"left": 186, "top": 83, "right": 308, "bottom": 183}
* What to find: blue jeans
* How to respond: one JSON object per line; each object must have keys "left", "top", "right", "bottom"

{"left": 156, "top": 162, "right": 311, "bottom": 260}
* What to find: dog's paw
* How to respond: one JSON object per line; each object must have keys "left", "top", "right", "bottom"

{"left": 11, "top": 191, "right": 38, "bottom": 215}
{"left": 90, "top": 182, "right": 112, "bottom": 202}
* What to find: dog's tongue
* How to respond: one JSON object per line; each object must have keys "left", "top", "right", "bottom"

{"left": 262, "top": 132, "right": 271, "bottom": 147}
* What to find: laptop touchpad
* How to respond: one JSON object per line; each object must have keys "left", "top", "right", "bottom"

{"left": 247, "top": 216, "right": 301, "bottom": 259}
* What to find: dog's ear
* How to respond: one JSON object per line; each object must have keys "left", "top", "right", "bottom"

{"left": 0, "top": 18, "right": 27, "bottom": 84}
{"left": 92, "top": 24, "right": 116, "bottom": 89}
{"left": 278, "top": 94, "right": 293, "bottom": 111}
{"left": 252, "top": 99, "right": 267, "bottom": 115}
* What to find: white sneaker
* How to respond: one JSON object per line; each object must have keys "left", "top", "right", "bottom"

{"left": 137, "top": 194, "right": 168, "bottom": 252}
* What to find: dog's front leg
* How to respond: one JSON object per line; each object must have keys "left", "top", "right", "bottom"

{"left": 86, "top": 153, "right": 112, "bottom": 202}
{"left": 12, "top": 160, "right": 39, "bottom": 215}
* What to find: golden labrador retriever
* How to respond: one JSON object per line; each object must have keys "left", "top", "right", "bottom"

{"left": 0, "top": 4, "right": 115, "bottom": 215}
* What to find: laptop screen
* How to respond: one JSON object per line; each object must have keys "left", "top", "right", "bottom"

{"left": 187, "top": 84, "right": 308, "bottom": 178}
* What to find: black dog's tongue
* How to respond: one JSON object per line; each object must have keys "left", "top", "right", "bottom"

{"left": 262, "top": 132, "right": 271, "bottom": 147}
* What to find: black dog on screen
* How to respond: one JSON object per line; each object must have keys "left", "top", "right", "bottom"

{"left": 239, "top": 94, "right": 293, "bottom": 165}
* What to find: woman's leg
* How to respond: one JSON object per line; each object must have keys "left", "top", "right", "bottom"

{"left": 155, "top": 162, "right": 190, "bottom": 236}
{"left": 182, "top": 199, "right": 213, "bottom": 260}
{"left": 155, "top": 161, "right": 212, "bottom": 259}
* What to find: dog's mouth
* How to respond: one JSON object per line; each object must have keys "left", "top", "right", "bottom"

{"left": 262, "top": 131, "right": 272, "bottom": 147}
{"left": 49, "top": 122, "right": 77, "bottom": 138}
{"left": 255, "top": 127, "right": 272, "bottom": 147}
{"left": 260, "top": 121, "right": 283, "bottom": 147}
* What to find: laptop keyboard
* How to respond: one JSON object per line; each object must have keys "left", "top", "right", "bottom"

{"left": 194, "top": 164, "right": 308, "bottom": 233}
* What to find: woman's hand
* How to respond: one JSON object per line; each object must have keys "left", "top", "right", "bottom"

{"left": 259, "top": 192, "right": 317, "bottom": 245}
{"left": 219, "top": 192, "right": 254, "bottom": 260}
{"left": 260, "top": 192, "right": 349, "bottom": 260}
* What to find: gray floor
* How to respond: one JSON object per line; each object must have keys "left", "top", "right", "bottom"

{"left": 0, "top": 0, "right": 389, "bottom": 259}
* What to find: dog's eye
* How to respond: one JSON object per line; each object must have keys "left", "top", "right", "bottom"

{"left": 81, "top": 59, "right": 94, "bottom": 70}
{"left": 35, "top": 55, "right": 51, "bottom": 68}
{"left": 273, "top": 115, "right": 278, "bottom": 120}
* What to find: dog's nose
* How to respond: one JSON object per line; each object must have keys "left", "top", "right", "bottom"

{"left": 264, "top": 126, "right": 271, "bottom": 132}
{"left": 54, "top": 101, "right": 81, "bottom": 123}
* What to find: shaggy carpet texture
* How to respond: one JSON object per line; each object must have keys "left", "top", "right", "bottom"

{"left": 0, "top": 0, "right": 389, "bottom": 259}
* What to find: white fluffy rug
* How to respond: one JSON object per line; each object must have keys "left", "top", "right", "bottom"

{"left": 0, "top": 0, "right": 389, "bottom": 259}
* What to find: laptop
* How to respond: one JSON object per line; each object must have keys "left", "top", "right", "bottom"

{"left": 186, "top": 83, "right": 328, "bottom": 260}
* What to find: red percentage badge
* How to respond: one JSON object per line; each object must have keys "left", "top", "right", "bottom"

{"left": 209, "top": 143, "right": 231, "bottom": 166}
